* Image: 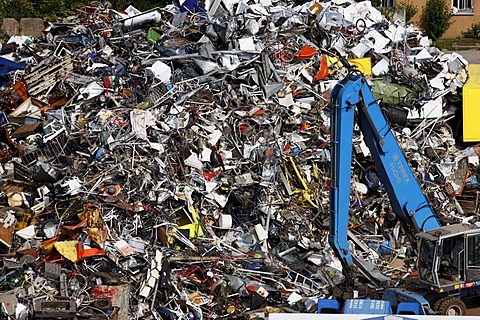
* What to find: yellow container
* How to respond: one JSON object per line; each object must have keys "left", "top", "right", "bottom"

{"left": 325, "top": 56, "right": 372, "bottom": 76}
{"left": 463, "top": 64, "right": 480, "bottom": 142}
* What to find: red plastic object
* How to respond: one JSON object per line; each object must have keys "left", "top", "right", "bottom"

{"left": 294, "top": 46, "right": 318, "bottom": 60}
{"left": 314, "top": 55, "right": 329, "bottom": 81}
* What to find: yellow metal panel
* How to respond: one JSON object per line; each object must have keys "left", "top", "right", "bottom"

{"left": 463, "top": 64, "right": 480, "bottom": 142}
{"left": 349, "top": 58, "right": 372, "bottom": 76}
{"left": 325, "top": 56, "right": 372, "bottom": 76}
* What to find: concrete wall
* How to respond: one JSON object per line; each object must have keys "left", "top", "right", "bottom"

{"left": 410, "top": 0, "right": 479, "bottom": 39}
{"left": 1, "top": 18, "right": 19, "bottom": 37}
{"left": 1, "top": 18, "right": 44, "bottom": 38}
{"left": 20, "top": 18, "right": 44, "bottom": 38}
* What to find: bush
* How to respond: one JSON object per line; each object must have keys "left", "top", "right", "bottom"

{"left": 463, "top": 22, "right": 480, "bottom": 39}
{"left": 110, "top": 0, "right": 171, "bottom": 10}
{"left": 0, "top": 0, "right": 88, "bottom": 21}
{"left": 420, "top": 0, "right": 452, "bottom": 40}
{"left": 0, "top": 0, "right": 171, "bottom": 21}
{"left": 0, "top": 0, "right": 170, "bottom": 21}
{"left": 396, "top": 0, "right": 418, "bottom": 23}
{"left": 2, "top": 0, "right": 36, "bottom": 20}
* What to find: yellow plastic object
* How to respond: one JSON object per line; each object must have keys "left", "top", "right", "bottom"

{"left": 349, "top": 58, "right": 372, "bottom": 76}
{"left": 463, "top": 64, "right": 480, "bottom": 142}
{"left": 176, "top": 204, "right": 205, "bottom": 238}
{"left": 286, "top": 157, "right": 318, "bottom": 209}
{"left": 325, "top": 56, "right": 372, "bottom": 76}
{"left": 325, "top": 55, "right": 341, "bottom": 68}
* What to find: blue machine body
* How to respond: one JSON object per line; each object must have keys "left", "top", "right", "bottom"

{"left": 343, "top": 299, "right": 393, "bottom": 314}
{"left": 324, "top": 73, "right": 472, "bottom": 314}
{"left": 328, "top": 74, "right": 441, "bottom": 270}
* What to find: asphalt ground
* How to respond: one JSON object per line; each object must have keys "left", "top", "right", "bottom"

{"left": 452, "top": 50, "right": 480, "bottom": 64}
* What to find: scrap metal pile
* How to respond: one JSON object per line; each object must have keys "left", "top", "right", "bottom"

{"left": 0, "top": 0, "right": 476, "bottom": 318}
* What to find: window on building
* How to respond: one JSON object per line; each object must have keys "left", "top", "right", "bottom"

{"left": 451, "top": 0, "right": 473, "bottom": 15}
{"left": 381, "top": 0, "right": 395, "bottom": 7}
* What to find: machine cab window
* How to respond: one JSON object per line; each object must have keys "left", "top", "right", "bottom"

{"left": 418, "top": 239, "right": 435, "bottom": 283}
{"left": 438, "top": 236, "right": 464, "bottom": 284}
{"left": 466, "top": 234, "right": 480, "bottom": 282}
{"left": 467, "top": 235, "right": 480, "bottom": 268}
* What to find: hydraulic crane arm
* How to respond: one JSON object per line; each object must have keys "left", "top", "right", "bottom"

{"left": 328, "top": 74, "right": 441, "bottom": 273}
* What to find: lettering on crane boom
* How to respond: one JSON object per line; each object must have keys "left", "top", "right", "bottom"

{"left": 390, "top": 152, "right": 410, "bottom": 184}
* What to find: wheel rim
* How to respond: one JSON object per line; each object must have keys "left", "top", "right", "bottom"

{"left": 447, "top": 305, "right": 462, "bottom": 316}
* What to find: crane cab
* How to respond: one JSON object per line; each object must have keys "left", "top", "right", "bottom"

{"left": 417, "top": 224, "right": 480, "bottom": 293}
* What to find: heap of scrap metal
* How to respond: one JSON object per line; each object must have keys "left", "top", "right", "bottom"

{"left": 0, "top": 0, "right": 475, "bottom": 318}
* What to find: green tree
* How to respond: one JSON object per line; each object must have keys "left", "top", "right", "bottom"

{"left": 109, "top": 0, "right": 169, "bottom": 11}
{"left": 108, "top": 0, "right": 133, "bottom": 10}
{"left": 0, "top": 0, "right": 36, "bottom": 20}
{"left": 34, "top": 0, "right": 89, "bottom": 20}
{"left": 2, "top": 0, "right": 37, "bottom": 20}
{"left": 396, "top": 0, "right": 418, "bottom": 23}
{"left": 132, "top": 0, "right": 164, "bottom": 11}
{"left": 420, "top": 0, "right": 451, "bottom": 40}
{"left": 463, "top": 23, "right": 480, "bottom": 39}
{"left": 0, "top": 0, "right": 167, "bottom": 21}
{"left": 37, "top": 0, "right": 64, "bottom": 19}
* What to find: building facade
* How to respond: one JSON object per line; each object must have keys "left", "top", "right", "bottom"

{"left": 409, "top": 0, "right": 478, "bottom": 38}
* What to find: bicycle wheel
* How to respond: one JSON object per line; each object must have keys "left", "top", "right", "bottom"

{"left": 355, "top": 18, "right": 367, "bottom": 34}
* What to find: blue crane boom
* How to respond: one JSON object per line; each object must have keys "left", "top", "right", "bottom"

{"left": 328, "top": 73, "right": 441, "bottom": 270}
{"left": 323, "top": 71, "right": 479, "bottom": 316}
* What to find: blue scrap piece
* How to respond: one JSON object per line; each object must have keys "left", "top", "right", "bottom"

{"left": 397, "top": 301, "right": 422, "bottom": 315}
{"left": 317, "top": 298, "right": 340, "bottom": 313}
{"left": 0, "top": 57, "right": 26, "bottom": 75}
{"left": 180, "top": 0, "right": 207, "bottom": 13}
{"left": 367, "top": 236, "right": 393, "bottom": 255}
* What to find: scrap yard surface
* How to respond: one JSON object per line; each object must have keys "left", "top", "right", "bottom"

{"left": 0, "top": 0, "right": 477, "bottom": 318}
